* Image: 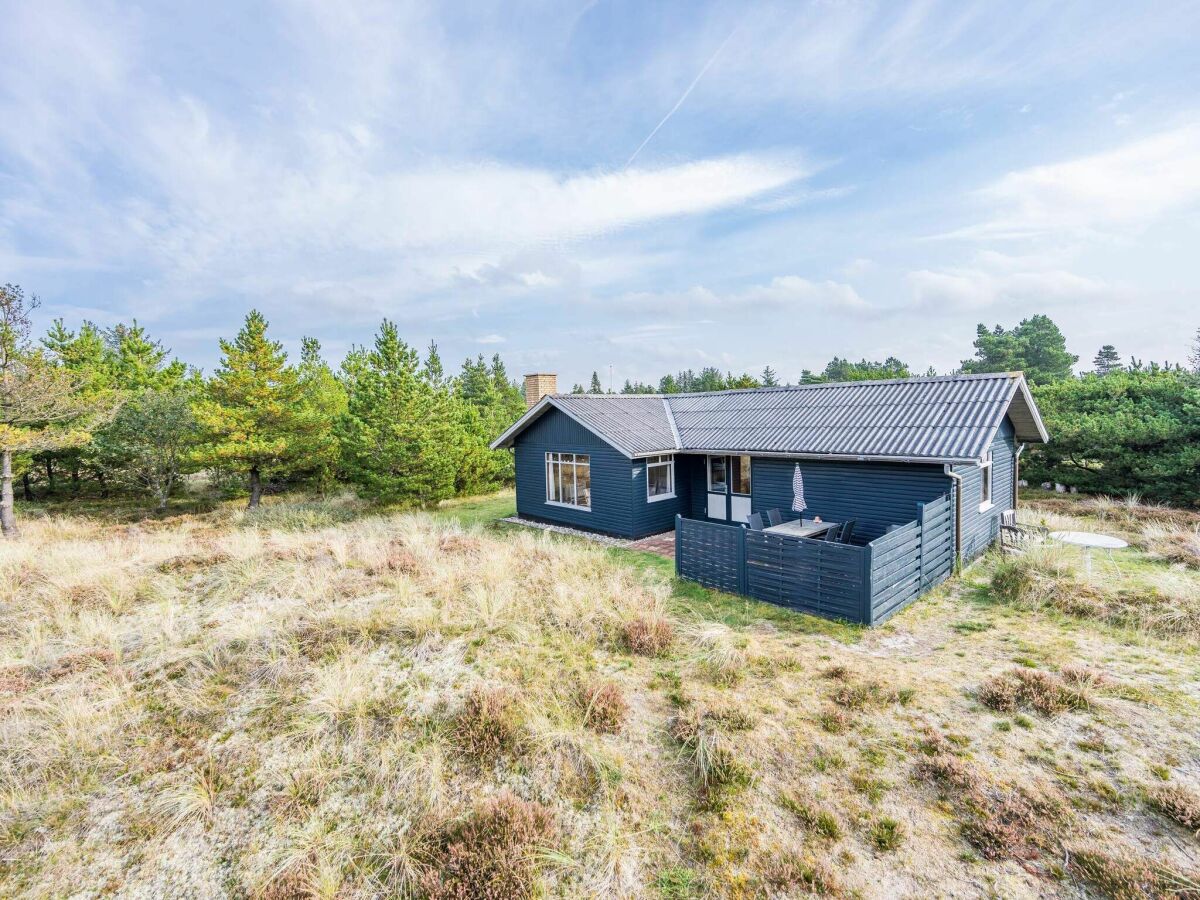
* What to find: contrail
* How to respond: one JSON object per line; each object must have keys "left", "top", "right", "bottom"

{"left": 625, "top": 27, "right": 737, "bottom": 168}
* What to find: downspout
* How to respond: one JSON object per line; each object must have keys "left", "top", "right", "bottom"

{"left": 944, "top": 464, "right": 963, "bottom": 571}
{"left": 1013, "top": 444, "right": 1027, "bottom": 509}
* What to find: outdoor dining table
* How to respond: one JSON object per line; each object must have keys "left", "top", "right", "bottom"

{"left": 1049, "top": 530, "right": 1128, "bottom": 578}
{"left": 763, "top": 519, "right": 838, "bottom": 539}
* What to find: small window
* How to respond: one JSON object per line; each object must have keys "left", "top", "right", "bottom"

{"left": 546, "top": 452, "right": 591, "bottom": 510}
{"left": 646, "top": 454, "right": 675, "bottom": 502}
{"left": 979, "top": 450, "right": 993, "bottom": 511}
{"left": 731, "top": 455, "right": 752, "bottom": 496}
{"left": 707, "top": 456, "right": 727, "bottom": 492}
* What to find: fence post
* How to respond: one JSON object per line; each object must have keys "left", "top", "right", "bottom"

{"left": 862, "top": 542, "right": 874, "bottom": 626}
{"left": 916, "top": 501, "right": 927, "bottom": 590}
{"left": 736, "top": 526, "right": 748, "bottom": 595}
{"left": 674, "top": 514, "right": 682, "bottom": 577}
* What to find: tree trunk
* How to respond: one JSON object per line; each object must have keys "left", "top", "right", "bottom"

{"left": 71, "top": 465, "right": 80, "bottom": 494}
{"left": 98, "top": 471, "right": 108, "bottom": 499}
{"left": 2, "top": 450, "right": 17, "bottom": 538}
{"left": 248, "top": 465, "right": 262, "bottom": 509}
{"left": 21, "top": 473, "right": 33, "bottom": 502}
{"left": 45, "top": 457, "right": 54, "bottom": 496}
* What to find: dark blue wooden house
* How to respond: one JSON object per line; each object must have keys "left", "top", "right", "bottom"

{"left": 492, "top": 373, "right": 1048, "bottom": 623}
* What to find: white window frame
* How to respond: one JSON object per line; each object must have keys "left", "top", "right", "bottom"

{"left": 545, "top": 452, "right": 591, "bottom": 511}
{"left": 707, "top": 455, "right": 728, "bottom": 492}
{"left": 978, "top": 450, "right": 994, "bottom": 512}
{"left": 645, "top": 454, "right": 676, "bottom": 503}
{"left": 730, "top": 454, "right": 752, "bottom": 497}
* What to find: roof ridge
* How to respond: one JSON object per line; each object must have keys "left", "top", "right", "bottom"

{"left": 549, "top": 372, "right": 1021, "bottom": 402}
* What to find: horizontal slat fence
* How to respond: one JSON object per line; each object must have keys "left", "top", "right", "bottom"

{"left": 867, "top": 494, "right": 954, "bottom": 624}
{"left": 676, "top": 516, "right": 745, "bottom": 595}
{"left": 674, "top": 495, "right": 955, "bottom": 626}
{"left": 745, "top": 531, "right": 868, "bottom": 620}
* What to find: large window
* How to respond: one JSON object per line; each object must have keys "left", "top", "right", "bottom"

{"left": 731, "top": 455, "right": 752, "bottom": 496}
{"left": 546, "top": 452, "right": 591, "bottom": 509}
{"left": 645, "top": 454, "right": 675, "bottom": 502}
{"left": 979, "top": 450, "right": 993, "bottom": 511}
{"left": 707, "top": 455, "right": 727, "bottom": 492}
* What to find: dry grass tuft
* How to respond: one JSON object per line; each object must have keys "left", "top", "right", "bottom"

{"left": 1141, "top": 523, "right": 1200, "bottom": 568}
{"left": 1145, "top": 783, "right": 1200, "bottom": 834}
{"left": 577, "top": 679, "right": 628, "bottom": 734}
{"left": 421, "top": 791, "right": 557, "bottom": 900}
{"left": 621, "top": 614, "right": 674, "bottom": 656}
{"left": 669, "top": 706, "right": 753, "bottom": 809}
{"left": 990, "top": 546, "right": 1200, "bottom": 638}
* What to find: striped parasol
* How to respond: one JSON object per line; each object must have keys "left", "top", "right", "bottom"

{"left": 791, "top": 464, "right": 807, "bottom": 513}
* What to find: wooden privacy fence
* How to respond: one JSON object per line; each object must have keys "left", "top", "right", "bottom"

{"left": 674, "top": 495, "right": 955, "bottom": 625}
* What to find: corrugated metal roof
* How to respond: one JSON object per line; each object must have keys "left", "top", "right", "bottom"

{"left": 550, "top": 394, "right": 680, "bottom": 457}
{"left": 491, "top": 373, "right": 1048, "bottom": 462}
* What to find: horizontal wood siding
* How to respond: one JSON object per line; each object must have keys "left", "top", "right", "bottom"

{"left": 751, "top": 458, "right": 952, "bottom": 542}
{"left": 513, "top": 407, "right": 635, "bottom": 537}
{"left": 631, "top": 456, "right": 690, "bottom": 538}
{"left": 677, "top": 517, "right": 744, "bottom": 594}
{"left": 745, "top": 532, "right": 869, "bottom": 622}
{"left": 954, "top": 418, "right": 1016, "bottom": 561}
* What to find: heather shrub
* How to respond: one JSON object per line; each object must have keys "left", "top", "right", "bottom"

{"left": 422, "top": 792, "right": 557, "bottom": 900}
{"left": 455, "top": 686, "right": 521, "bottom": 759}
{"left": 1145, "top": 783, "right": 1200, "bottom": 834}
{"left": 577, "top": 680, "right": 628, "bottom": 734}
{"left": 621, "top": 615, "right": 674, "bottom": 656}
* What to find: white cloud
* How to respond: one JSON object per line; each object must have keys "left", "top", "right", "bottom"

{"left": 906, "top": 267, "right": 1116, "bottom": 311}
{"left": 612, "top": 275, "right": 870, "bottom": 314}
{"left": 957, "top": 124, "right": 1200, "bottom": 239}
{"left": 474, "top": 334, "right": 506, "bottom": 344}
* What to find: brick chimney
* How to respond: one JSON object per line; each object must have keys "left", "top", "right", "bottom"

{"left": 524, "top": 373, "right": 557, "bottom": 409}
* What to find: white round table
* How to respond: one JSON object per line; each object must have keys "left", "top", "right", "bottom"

{"left": 1049, "top": 531, "right": 1128, "bottom": 577}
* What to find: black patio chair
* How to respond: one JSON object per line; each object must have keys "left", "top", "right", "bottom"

{"left": 838, "top": 519, "right": 857, "bottom": 544}
{"left": 765, "top": 509, "right": 783, "bottom": 527}
{"left": 747, "top": 512, "right": 765, "bottom": 531}
{"left": 821, "top": 524, "right": 841, "bottom": 541}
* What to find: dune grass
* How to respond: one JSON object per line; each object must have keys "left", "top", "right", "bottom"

{"left": 0, "top": 490, "right": 1197, "bottom": 897}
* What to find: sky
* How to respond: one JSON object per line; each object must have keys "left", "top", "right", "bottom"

{"left": 2, "top": 0, "right": 1199, "bottom": 388}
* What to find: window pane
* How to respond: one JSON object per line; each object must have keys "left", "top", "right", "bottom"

{"left": 561, "top": 461, "right": 576, "bottom": 505}
{"left": 547, "top": 458, "right": 559, "bottom": 501}
{"left": 709, "top": 456, "right": 727, "bottom": 491}
{"left": 648, "top": 462, "right": 672, "bottom": 496}
{"left": 576, "top": 458, "right": 591, "bottom": 507}
{"left": 732, "top": 455, "right": 752, "bottom": 495}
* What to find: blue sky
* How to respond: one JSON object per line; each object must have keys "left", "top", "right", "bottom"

{"left": 2, "top": 1, "right": 1199, "bottom": 387}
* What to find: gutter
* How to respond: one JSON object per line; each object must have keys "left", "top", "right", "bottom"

{"left": 630, "top": 448, "right": 982, "bottom": 466}
{"left": 1013, "top": 443, "right": 1027, "bottom": 509}
{"left": 943, "top": 464, "right": 963, "bottom": 570}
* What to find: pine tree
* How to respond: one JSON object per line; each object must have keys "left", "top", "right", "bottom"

{"left": 1092, "top": 345, "right": 1122, "bottom": 376}
{"left": 423, "top": 341, "right": 445, "bottom": 387}
{"left": 761, "top": 366, "right": 779, "bottom": 387}
{"left": 1189, "top": 327, "right": 1200, "bottom": 374}
{"left": 0, "top": 285, "right": 110, "bottom": 535}
{"left": 295, "top": 337, "right": 347, "bottom": 489}
{"left": 194, "top": 310, "right": 323, "bottom": 508}
{"left": 589, "top": 371, "right": 603, "bottom": 393}
{"left": 337, "top": 320, "right": 458, "bottom": 507}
